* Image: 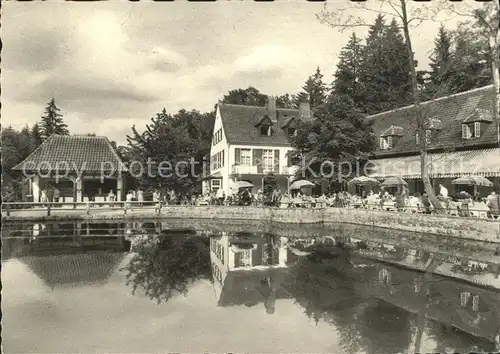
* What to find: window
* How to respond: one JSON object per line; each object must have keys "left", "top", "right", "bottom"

{"left": 260, "top": 125, "right": 272, "bottom": 136}
{"left": 415, "top": 132, "right": 420, "bottom": 146}
{"left": 240, "top": 149, "right": 251, "bottom": 166}
{"left": 287, "top": 127, "right": 297, "bottom": 137}
{"left": 425, "top": 129, "right": 431, "bottom": 145}
{"left": 379, "top": 137, "right": 388, "bottom": 150}
{"left": 387, "top": 136, "right": 393, "bottom": 149}
{"left": 262, "top": 149, "right": 274, "bottom": 170}
{"left": 462, "top": 124, "right": 471, "bottom": 139}
{"left": 211, "top": 179, "right": 221, "bottom": 191}
{"left": 474, "top": 122, "right": 481, "bottom": 138}
{"left": 242, "top": 250, "right": 251, "bottom": 260}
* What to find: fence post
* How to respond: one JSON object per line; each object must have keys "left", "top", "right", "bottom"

{"left": 47, "top": 204, "right": 51, "bottom": 216}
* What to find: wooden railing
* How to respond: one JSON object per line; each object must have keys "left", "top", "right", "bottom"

{"left": 1, "top": 201, "right": 164, "bottom": 217}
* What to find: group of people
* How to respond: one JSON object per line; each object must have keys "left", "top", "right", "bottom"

{"left": 39, "top": 184, "right": 61, "bottom": 204}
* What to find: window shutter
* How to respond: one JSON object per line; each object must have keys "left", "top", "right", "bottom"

{"left": 287, "top": 153, "right": 292, "bottom": 167}
{"left": 234, "top": 148, "right": 241, "bottom": 165}
{"left": 253, "top": 149, "right": 262, "bottom": 166}
{"left": 474, "top": 122, "right": 481, "bottom": 137}
{"left": 379, "top": 137, "right": 385, "bottom": 149}
{"left": 253, "top": 149, "right": 262, "bottom": 172}
{"left": 415, "top": 132, "right": 420, "bottom": 146}
{"left": 274, "top": 149, "right": 280, "bottom": 173}
{"left": 222, "top": 150, "right": 225, "bottom": 167}
{"left": 462, "top": 124, "right": 471, "bottom": 139}
{"left": 387, "top": 136, "right": 393, "bottom": 148}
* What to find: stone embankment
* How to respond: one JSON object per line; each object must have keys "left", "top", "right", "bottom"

{"left": 3, "top": 205, "right": 499, "bottom": 243}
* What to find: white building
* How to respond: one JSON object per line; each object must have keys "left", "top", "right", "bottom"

{"left": 209, "top": 232, "right": 292, "bottom": 310}
{"left": 203, "top": 97, "right": 313, "bottom": 195}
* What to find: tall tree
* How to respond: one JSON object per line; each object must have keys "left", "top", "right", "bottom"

{"left": 332, "top": 33, "right": 365, "bottom": 108}
{"left": 295, "top": 67, "right": 328, "bottom": 112}
{"left": 126, "top": 108, "right": 215, "bottom": 196}
{"left": 318, "top": 0, "right": 446, "bottom": 213}
{"left": 425, "top": 25, "right": 454, "bottom": 98}
{"left": 357, "top": 15, "right": 413, "bottom": 114}
{"left": 445, "top": 1, "right": 499, "bottom": 149}
{"left": 39, "top": 98, "right": 69, "bottom": 140}
{"left": 276, "top": 93, "right": 298, "bottom": 109}
{"left": 290, "top": 94, "right": 375, "bottom": 189}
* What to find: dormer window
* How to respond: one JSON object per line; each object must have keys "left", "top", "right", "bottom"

{"left": 287, "top": 127, "right": 297, "bottom": 137}
{"left": 260, "top": 125, "right": 272, "bottom": 136}
{"left": 380, "top": 125, "right": 403, "bottom": 150}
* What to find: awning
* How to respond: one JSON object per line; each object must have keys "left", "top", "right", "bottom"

{"left": 368, "top": 148, "right": 500, "bottom": 179}
{"left": 199, "top": 172, "right": 222, "bottom": 181}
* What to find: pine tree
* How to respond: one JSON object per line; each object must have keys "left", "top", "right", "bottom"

{"left": 426, "top": 25, "right": 453, "bottom": 98}
{"left": 295, "top": 67, "right": 327, "bottom": 112}
{"left": 448, "top": 23, "right": 491, "bottom": 93}
{"left": 31, "top": 123, "right": 43, "bottom": 147}
{"left": 39, "top": 98, "right": 69, "bottom": 140}
{"left": 332, "top": 33, "right": 364, "bottom": 108}
{"left": 358, "top": 15, "right": 412, "bottom": 114}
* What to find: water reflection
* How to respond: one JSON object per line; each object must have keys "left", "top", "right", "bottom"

{"left": 2, "top": 221, "right": 499, "bottom": 353}
{"left": 121, "top": 228, "right": 213, "bottom": 303}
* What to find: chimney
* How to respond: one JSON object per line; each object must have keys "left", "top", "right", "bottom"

{"left": 266, "top": 96, "right": 277, "bottom": 122}
{"left": 299, "top": 102, "right": 311, "bottom": 119}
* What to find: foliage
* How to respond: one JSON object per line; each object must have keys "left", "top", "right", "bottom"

{"left": 295, "top": 67, "right": 328, "bottom": 112}
{"left": 222, "top": 87, "right": 298, "bottom": 109}
{"left": 332, "top": 33, "right": 365, "bottom": 108}
{"left": 1, "top": 125, "right": 43, "bottom": 201}
{"left": 290, "top": 95, "right": 375, "bottom": 185}
{"left": 39, "top": 98, "right": 69, "bottom": 141}
{"left": 122, "top": 232, "right": 213, "bottom": 304}
{"left": 358, "top": 16, "right": 413, "bottom": 114}
{"left": 222, "top": 87, "right": 268, "bottom": 106}
{"left": 126, "top": 108, "right": 215, "bottom": 196}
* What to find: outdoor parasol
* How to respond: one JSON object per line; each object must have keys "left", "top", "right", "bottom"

{"left": 380, "top": 176, "right": 408, "bottom": 187}
{"left": 289, "top": 179, "right": 315, "bottom": 190}
{"left": 233, "top": 181, "right": 254, "bottom": 189}
{"left": 451, "top": 175, "right": 493, "bottom": 187}
{"left": 347, "top": 176, "right": 380, "bottom": 186}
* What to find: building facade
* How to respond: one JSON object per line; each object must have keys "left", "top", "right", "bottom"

{"left": 203, "top": 97, "right": 312, "bottom": 195}
{"left": 367, "top": 85, "right": 500, "bottom": 195}
{"left": 12, "top": 135, "right": 128, "bottom": 202}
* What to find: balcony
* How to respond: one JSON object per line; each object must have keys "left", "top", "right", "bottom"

{"left": 231, "top": 165, "right": 258, "bottom": 175}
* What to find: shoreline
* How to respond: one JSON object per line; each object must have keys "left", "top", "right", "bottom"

{"left": 3, "top": 206, "right": 499, "bottom": 243}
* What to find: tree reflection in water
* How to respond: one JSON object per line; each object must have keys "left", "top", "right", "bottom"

{"left": 284, "top": 245, "right": 413, "bottom": 354}
{"left": 121, "top": 229, "right": 213, "bottom": 304}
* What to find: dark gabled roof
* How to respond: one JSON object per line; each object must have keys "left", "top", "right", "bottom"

{"left": 12, "top": 135, "right": 128, "bottom": 173}
{"left": 463, "top": 108, "right": 494, "bottom": 124}
{"left": 368, "top": 85, "right": 497, "bottom": 157}
{"left": 254, "top": 115, "right": 274, "bottom": 127}
{"left": 219, "top": 103, "right": 310, "bottom": 146}
{"left": 281, "top": 116, "right": 297, "bottom": 129}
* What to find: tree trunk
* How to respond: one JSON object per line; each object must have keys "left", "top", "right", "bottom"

{"left": 400, "top": 0, "right": 445, "bottom": 214}
{"left": 490, "top": 25, "right": 500, "bottom": 148}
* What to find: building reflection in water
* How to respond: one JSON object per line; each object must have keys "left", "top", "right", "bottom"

{"left": 2, "top": 221, "right": 499, "bottom": 352}
{"left": 209, "top": 232, "right": 292, "bottom": 314}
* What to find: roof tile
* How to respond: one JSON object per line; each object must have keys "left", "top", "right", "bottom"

{"left": 369, "top": 85, "right": 497, "bottom": 157}
{"left": 12, "top": 135, "right": 127, "bottom": 173}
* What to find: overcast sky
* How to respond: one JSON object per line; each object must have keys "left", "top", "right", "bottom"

{"left": 3, "top": 1, "right": 467, "bottom": 144}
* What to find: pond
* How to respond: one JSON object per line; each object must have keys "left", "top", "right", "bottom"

{"left": 2, "top": 220, "right": 499, "bottom": 353}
